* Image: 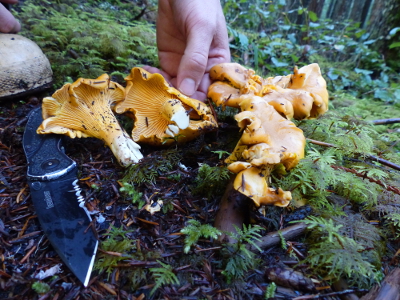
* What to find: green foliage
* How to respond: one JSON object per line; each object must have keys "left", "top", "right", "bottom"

{"left": 265, "top": 282, "right": 277, "bottom": 299}
{"left": 119, "top": 182, "right": 145, "bottom": 208}
{"left": 95, "top": 226, "right": 136, "bottom": 276}
{"left": 122, "top": 150, "right": 181, "bottom": 185}
{"left": 180, "top": 219, "right": 222, "bottom": 253}
{"left": 223, "top": 0, "right": 400, "bottom": 103}
{"left": 16, "top": 0, "right": 158, "bottom": 87}
{"left": 375, "top": 193, "right": 400, "bottom": 238}
{"left": 150, "top": 260, "right": 180, "bottom": 295}
{"left": 95, "top": 225, "right": 160, "bottom": 288}
{"left": 221, "top": 225, "right": 263, "bottom": 283}
{"left": 211, "top": 150, "right": 231, "bottom": 160}
{"left": 299, "top": 215, "right": 383, "bottom": 287}
{"left": 32, "top": 281, "right": 51, "bottom": 294}
{"left": 273, "top": 107, "right": 400, "bottom": 212}
{"left": 278, "top": 230, "right": 287, "bottom": 250}
{"left": 192, "top": 163, "right": 231, "bottom": 199}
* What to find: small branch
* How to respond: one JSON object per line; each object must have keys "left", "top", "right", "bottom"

{"left": 307, "top": 138, "right": 400, "bottom": 171}
{"left": 248, "top": 222, "right": 308, "bottom": 251}
{"left": 306, "top": 138, "right": 336, "bottom": 148}
{"left": 293, "top": 288, "right": 368, "bottom": 300}
{"left": 367, "top": 155, "right": 400, "bottom": 172}
{"left": 371, "top": 118, "right": 400, "bottom": 125}
{"left": 331, "top": 165, "right": 400, "bottom": 195}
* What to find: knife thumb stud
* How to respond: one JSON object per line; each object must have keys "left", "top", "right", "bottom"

{"left": 31, "top": 182, "right": 42, "bottom": 191}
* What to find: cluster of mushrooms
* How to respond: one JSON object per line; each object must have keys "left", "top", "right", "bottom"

{"left": 38, "top": 68, "right": 218, "bottom": 166}
{"left": 207, "top": 63, "right": 329, "bottom": 207}
{"left": 37, "top": 63, "right": 328, "bottom": 208}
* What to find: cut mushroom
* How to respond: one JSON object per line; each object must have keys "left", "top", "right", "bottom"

{"left": 38, "top": 74, "right": 143, "bottom": 167}
{"left": 114, "top": 67, "right": 218, "bottom": 145}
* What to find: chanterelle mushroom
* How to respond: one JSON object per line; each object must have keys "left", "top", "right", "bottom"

{"left": 38, "top": 74, "right": 143, "bottom": 167}
{"left": 226, "top": 95, "right": 306, "bottom": 207}
{"left": 262, "top": 64, "right": 329, "bottom": 119}
{"left": 208, "top": 63, "right": 329, "bottom": 120}
{"left": 114, "top": 67, "right": 218, "bottom": 145}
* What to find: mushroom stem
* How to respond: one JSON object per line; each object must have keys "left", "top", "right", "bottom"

{"left": 106, "top": 130, "right": 143, "bottom": 167}
{"left": 214, "top": 176, "right": 251, "bottom": 244}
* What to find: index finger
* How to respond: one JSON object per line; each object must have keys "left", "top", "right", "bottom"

{"left": 177, "top": 26, "right": 213, "bottom": 96}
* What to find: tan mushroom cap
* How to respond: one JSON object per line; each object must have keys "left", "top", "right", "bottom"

{"left": 227, "top": 163, "right": 292, "bottom": 207}
{"left": 209, "top": 62, "right": 262, "bottom": 89}
{"left": 228, "top": 95, "right": 305, "bottom": 170}
{"left": 225, "top": 95, "right": 305, "bottom": 207}
{"left": 287, "top": 63, "right": 329, "bottom": 118}
{"left": 208, "top": 63, "right": 329, "bottom": 120}
{"left": 115, "top": 67, "right": 217, "bottom": 146}
{"left": 38, "top": 74, "right": 143, "bottom": 167}
{"left": 207, "top": 81, "right": 242, "bottom": 107}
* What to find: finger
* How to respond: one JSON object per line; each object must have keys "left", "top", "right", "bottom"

{"left": 191, "top": 90, "right": 207, "bottom": 102}
{"left": 177, "top": 27, "right": 213, "bottom": 97}
{"left": 205, "top": 20, "right": 231, "bottom": 71}
{"left": 0, "top": 4, "right": 20, "bottom": 33}
{"left": 0, "top": 0, "right": 19, "bottom": 4}
{"left": 197, "top": 73, "right": 211, "bottom": 98}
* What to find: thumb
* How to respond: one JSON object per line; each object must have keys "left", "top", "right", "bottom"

{"left": 177, "top": 29, "right": 213, "bottom": 97}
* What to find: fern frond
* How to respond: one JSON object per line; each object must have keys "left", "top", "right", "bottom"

{"left": 150, "top": 261, "right": 180, "bottom": 295}
{"left": 181, "top": 220, "right": 222, "bottom": 253}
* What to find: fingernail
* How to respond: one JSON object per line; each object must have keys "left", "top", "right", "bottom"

{"left": 179, "top": 78, "right": 196, "bottom": 96}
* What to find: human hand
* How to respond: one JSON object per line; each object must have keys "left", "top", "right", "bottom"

{"left": 143, "top": 0, "right": 231, "bottom": 100}
{"left": 0, "top": 0, "right": 20, "bottom": 33}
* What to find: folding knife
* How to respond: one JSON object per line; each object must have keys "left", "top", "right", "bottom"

{"left": 23, "top": 107, "right": 98, "bottom": 286}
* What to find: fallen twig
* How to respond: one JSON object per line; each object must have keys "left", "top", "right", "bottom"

{"left": 307, "top": 138, "right": 400, "bottom": 171}
{"left": 20, "top": 245, "right": 37, "bottom": 264}
{"left": 248, "top": 222, "right": 308, "bottom": 251}
{"left": 331, "top": 165, "right": 400, "bottom": 195}
{"left": 371, "top": 118, "right": 400, "bottom": 125}
{"left": 293, "top": 288, "right": 368, "bottom": 300}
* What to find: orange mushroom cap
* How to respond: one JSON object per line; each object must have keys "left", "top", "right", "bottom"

{"left": 227, "top": 163, "right": 292, "bottom": 207}
{"left": 208, "top": 63, "right": 329, "bottom": 120}
{"left": 114, "top": 67, "right": 217, "bottom": 146}
{"left": 225, "top": 95, "right": 306, "bottom": 207}
{"left": 38, "top": 74, "right": 143, "bottom": 167}
{"left": 287, "top": 63, "right": 329, "bottom": 118}
{"left": 228, "top": 95, "right": 305, "bottom": 170}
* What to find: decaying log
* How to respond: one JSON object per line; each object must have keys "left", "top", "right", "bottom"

{"left": 214, "top": 176, "right": 250, "bottom": 243}
{"left": 360, "top": 268, "right": 400, "bottom": 300}
{"left": 248, "top": 222, "right": 308, "bottom": 251}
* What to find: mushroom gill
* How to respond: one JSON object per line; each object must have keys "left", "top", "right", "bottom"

{"left": 38, "top": 74, "right": 143, "bottom": 167}
{"left": 114, "top": 67, "right": 217, "bottom": 146}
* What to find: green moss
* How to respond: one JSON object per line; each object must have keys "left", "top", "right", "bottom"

{"left": 15, "top": 0, "right": 158, "bottom": 87}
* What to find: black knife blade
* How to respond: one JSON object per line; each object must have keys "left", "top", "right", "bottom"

{"left": 23, "top": 107, "right": 98, "bottom": 286}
